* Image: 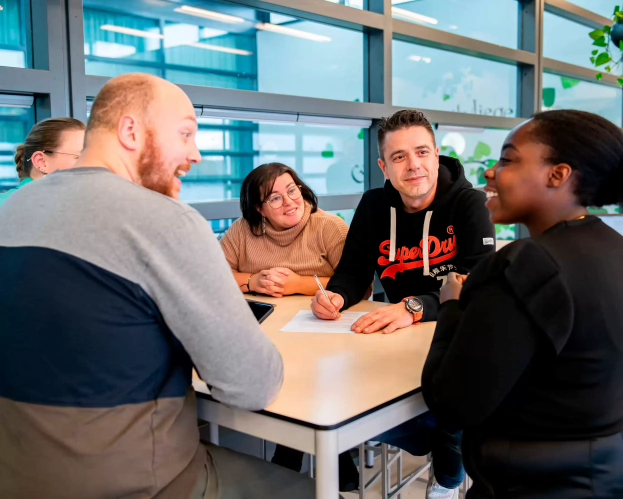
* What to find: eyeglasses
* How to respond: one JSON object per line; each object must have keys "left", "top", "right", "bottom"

{"left": 27, "top": 150, "right": 81, "bottom": 162}
{"left": 43, "top": 150, "right": 81, "bottom": 160}
{"left": 264, "top": 185, "right": 303, "bottom": 209}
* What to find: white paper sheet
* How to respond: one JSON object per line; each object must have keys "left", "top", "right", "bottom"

{"left": 279, "top": 310, "right": 367, "bottom": 334}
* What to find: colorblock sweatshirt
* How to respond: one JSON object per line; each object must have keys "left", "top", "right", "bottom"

{"left": 0, "top": 167, "right": 284, "bottom": 499}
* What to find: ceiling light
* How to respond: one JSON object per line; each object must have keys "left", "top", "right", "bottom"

{"left": 100, "top": 25, "right": 164, "bottom": 39}
{"left": 0, "top": 94, "right": 34, "bottom": 108}
{"left": 186, "top": 42, "right": 252, "bottom": 56}
{"left": 392, "top": 7, "right": 438, "bottom": 25}
{"left": 256, "top": 23, "right": 331, "bottom": 42}
{"left": 174, "top": 6, "right": 245, "bottom": 24}
{"left": 93, "top": 41, "right": 137, "bottom": 58}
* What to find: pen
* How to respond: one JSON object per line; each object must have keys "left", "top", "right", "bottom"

{"left": 313, "top": 274, "right": 339, "bottom": 319}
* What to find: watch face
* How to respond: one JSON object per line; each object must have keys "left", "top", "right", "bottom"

{"left": 407, "top": 298, "right": 423, "bottom": 313}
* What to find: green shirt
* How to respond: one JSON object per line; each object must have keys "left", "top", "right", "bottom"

{"left": 0, "top": 178, "right": 33, "bottom": 209}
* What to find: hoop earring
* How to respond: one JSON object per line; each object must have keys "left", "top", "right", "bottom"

{"left": 262, "top": 217, "right": 266, "bottom": 235}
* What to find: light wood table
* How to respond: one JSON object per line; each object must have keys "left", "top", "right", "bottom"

{"left": 194, "top": 295, "right": 435, "bottom": 499}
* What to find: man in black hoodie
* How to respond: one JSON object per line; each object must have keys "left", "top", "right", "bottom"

{"left": 311, "top": 109, "right": 495, "bottom": 496}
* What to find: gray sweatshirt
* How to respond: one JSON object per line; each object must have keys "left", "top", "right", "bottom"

{"left": 0, "top": 167, "right": 283, "bottom": 498}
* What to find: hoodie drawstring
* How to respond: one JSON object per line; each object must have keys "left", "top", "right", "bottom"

{"left": 389, "top": 208, "right": 434, "bottom": 277}
{"left": 422, "top": 211, "right": 433, "bottom": 276}
{"left": 390, "top": 207, "right": 397, "bottom": 262}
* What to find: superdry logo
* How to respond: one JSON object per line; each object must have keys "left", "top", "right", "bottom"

{"left": 378, "top": 235, "right": 458, "bottom": 279}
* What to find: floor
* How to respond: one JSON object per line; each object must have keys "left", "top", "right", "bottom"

{"left": 210, "top": 426, "right": 461, "bottom": 498}
{"left": 340, "top": 450, "right": 459, "bottom": 499}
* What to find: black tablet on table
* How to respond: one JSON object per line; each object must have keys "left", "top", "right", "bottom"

{"left": 246, "top": 300, "right": 274, "bottom": 324}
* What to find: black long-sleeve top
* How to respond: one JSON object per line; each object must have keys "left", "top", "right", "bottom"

{"left": 423, "top": 216, "right": 623, "bottom": 440}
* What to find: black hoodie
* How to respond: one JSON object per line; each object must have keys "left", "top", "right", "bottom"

{"left": 328, "top": 156, "right": 496, "bottom": 321}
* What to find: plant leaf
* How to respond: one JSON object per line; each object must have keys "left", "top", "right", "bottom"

{"left": 561, "top": 77, "right": 581, "bottom": 89}
{"left": 593, "top": 37, "right": 608, "bottom": 47}
{"left": 543, "top": 87, "right": 556, "bottom": 107}
{"left": 474, "top": 142, "right": 492, "bottom": 160}
{"left": 606, "top": 66, "right": 612, "bottom": 72}
{"left": 596, "top": 52, "right": 612, "bottom": 66}
{"left": 443, "top": 94, "right": 451, "bottom": 101}
{"left": 620, "top": 40, "right": 623, "bottom": 50}
{"left": 358, "top": 129, "right": 364, "bottom": 140}
{"left": 604, "top": 25, "right": 612, "bottom": 35}
{"left": 590, "top": 56, "right": 596, "bottom": 64}
{"left": 596, "top": 72, "right": 604, "bottom": 81}
{"left": 616, "top": 11, "right": 623, "bottom": 21}
{"left": 588, "top": 207, "right": 609, "bottom": 215}
{"left": 618, "top": 78, "right": 623, "bottom": 86}
{"left": 589, "top": 29, "right": 605, "bottom": 40}
{"left": 615, "top": 6, "right": 621, "bottom": 14}
{"left": 592, "top": 49, "right": 599, "bottom": 55}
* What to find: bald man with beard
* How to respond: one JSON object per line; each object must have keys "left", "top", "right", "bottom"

{"left": 0, "top": 74, "right": 319, "bottom": 499}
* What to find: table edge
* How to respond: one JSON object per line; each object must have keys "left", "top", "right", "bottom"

{"left": 195, "top": 387, "right": 423, "bottom": 431}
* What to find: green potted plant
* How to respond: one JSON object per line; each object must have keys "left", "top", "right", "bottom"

{"left": 589, "top": 5, "right": 623, "bottom": 86}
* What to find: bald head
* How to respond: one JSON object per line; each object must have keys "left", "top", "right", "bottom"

{"left": 87, "top": 74, "right": 194, "bottom": 135}
{"left": 87, "top": 74, "right": 157, "bottom": 134}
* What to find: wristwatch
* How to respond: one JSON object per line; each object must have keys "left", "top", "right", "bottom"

{"left": 402, "top": 296, "right": 424, "bottom": 323}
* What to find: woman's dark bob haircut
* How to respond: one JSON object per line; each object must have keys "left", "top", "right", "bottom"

{"left": 240, "top": 162, "right": 318, "bottom": 236}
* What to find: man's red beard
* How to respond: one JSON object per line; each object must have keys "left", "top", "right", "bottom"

{"left": 137, "top": 129, "right": 179, "bottom": 198}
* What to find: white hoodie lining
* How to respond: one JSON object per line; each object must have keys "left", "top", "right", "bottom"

{"left": 422, "top": 211, "right": 433, "bottom": 276}
{"left": 389, "top": 207, "right": 397, "bottom": 262}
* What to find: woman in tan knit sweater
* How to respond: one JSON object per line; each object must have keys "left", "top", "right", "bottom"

{"left": 220, "top": 162, "right": 349, "bottom": 297}
{"left": 220, "top": 163, "right": 360, "bottom": 483}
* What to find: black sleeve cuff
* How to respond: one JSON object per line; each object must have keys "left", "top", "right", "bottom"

{"left": 326, "top": 286, "right": 352, "bottom": 310}
{"left": 418, "top": 293, "right": 440, "bottom": 322}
